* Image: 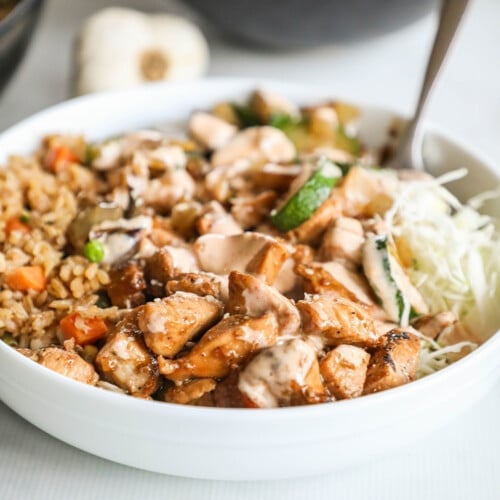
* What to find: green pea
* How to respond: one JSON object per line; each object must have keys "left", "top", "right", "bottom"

{"left": 83, "top": 239, "right": 105, "bottom": 263}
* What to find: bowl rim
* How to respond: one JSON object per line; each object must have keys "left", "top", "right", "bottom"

{"left": 0, "top": 77, "right": 499, "bottom": 421}
{"left": 0, "top": 0, "right": 42, "bottom": 36}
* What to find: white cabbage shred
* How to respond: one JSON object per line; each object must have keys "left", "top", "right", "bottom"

{"left": 384, "top": 169, "right": 500, "bottom": 376}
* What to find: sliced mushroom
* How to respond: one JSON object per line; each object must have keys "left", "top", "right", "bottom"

{"left": 188, "top": 111, "right": 237, "bottom": 150}
{"left": 67, "top": 204, "right": 124, "bottom": 251}
{"left": 89, "top": 215, "right": 152, "bottom": 265}
{"left": 138, "top": 292, "right": 223, "bottom": 357}
{"left": 158, "top": 313, "right": 278, "bottom": 382}
{"left": 238, "top": 338, "right": 327, "bottom": 408}
{"left": 226, "top": 271, "right": 300, "bottom": 337}
{"left": 211, "top": 126, "right": 296, "bottom": 167}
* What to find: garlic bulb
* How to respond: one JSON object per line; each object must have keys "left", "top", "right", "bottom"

{"left": 75, "top": 8, "right": 209, "bottom": 96}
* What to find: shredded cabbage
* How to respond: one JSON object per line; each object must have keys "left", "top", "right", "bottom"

{"left": 384, "top": 169, "right": 500, "bottom": 376}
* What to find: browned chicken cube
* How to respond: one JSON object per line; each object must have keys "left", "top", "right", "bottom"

{"left": 164, "top": 378, "right": 217, "bottom": 405}
{"left": 319, "top": 345, "right": 370, "bottom": 399}
{"left": 107, "top": 261, "right": 146, "bottom": 308}
{"left": 319, "top": 217, "right": 365, "bottom": 268}
{"left": 297, "top": 294, "right": 381, "bottom": 348}
{"left": 363, "top": 329, "right": 420, "bottom": 394}
{"left": 145, "top": 247, "right": 199, "bottom": 297}
{"left": 230, "top": 191, "right": 277, "bottom": 229}
{"left": 194, "top": 232, "right": 288, "bottom": 285}
{"left": 213, "top": 370, "right": 252, "bottom": 408}
{"left": 238, "top": 338, "right": 327, "bottom": 408}
{"left": 411, "top": 311, "right": 458, "bottom": 340}
{"left": 246, "top": 240, "right": 289, "bottom": 285}
{"left": 37, "top": 347, "right": 99, "bottom": 385}
{"left": 158, "top": 313, "right": 278, "bottom": 382}
{"left": 226, "top": 271, "right": 300, "bottom": 337}
{"left": 288, "top": 197, "right": 343, "bottom": 245}
{"left": 95, "top": 312, "right": 159, "bottom": 397}
{"left": 196, "top": 201, "right": 243, "bottom": 236}
{"left": 165, "top": 272, "right": 228, "bottom": 301}
{"left": 138, "top": 292, "right": 223, "bottom": 357}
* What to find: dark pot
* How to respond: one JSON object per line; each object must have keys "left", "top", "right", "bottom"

{"left": 0, "top": 0, "right": 44, "bottom": 95}
{"left": 184, "top": 0, "right": 438, "bottom": 48}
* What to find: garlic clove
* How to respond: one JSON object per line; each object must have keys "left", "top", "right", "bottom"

{"left": 75, "top": 8, "right": 209, "bottom": 96}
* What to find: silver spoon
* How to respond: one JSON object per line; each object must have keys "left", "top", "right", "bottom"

{"left": 388, "top": 0, "right": 472, "bottom": 170}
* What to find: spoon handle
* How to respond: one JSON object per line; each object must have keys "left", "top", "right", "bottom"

{"left": 389, "top": 0, "right": 472, "bottom": 170}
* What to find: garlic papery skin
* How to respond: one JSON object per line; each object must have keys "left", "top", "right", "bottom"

{"left": 75, "top": 7, "right": 209, "bottom": 96}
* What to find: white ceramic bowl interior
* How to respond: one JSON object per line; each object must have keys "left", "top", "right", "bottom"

{"left": 0, "top": 79, "right": 499, "bottom": 481}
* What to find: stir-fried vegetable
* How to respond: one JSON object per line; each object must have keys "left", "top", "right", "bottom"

{"left": 84, "top": 240, "right": 105, "bottom": 263}
{"left": 271, "top": 158, "right": 342, "bottom": 232}
{"left": 4, "top": 266, "right": 46, "bottom": 292}
{"left": 60, "top": 313, "right": 108, "bottom": 346}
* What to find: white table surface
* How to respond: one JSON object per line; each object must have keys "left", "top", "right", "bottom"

{"left": 1, "top": 0, "right": 499, "bottom": 498}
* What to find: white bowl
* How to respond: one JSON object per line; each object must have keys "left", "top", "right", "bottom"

{"left": 0, "top": 79, "right": 499, "bottom": 481}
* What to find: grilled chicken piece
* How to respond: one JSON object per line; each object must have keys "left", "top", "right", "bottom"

{"left": 238, "top": 338, "right": 327, "bottom": 408}
{"left": 288, "top": 197, "right": 344, "bottom": 245}
{"left": 246, "top": 239, "right": 289, "bottom": 285}
{"left": 319, "top": 345, "right": 370, "bottom": 399}
{"left": 158, "top": 313, "right": 278, "bottom": 382}
{"left": 170, "top": 201, "right": 203, "bottom": 239}
{"left": 411, "top": 311, "right": 458, "bottom": 340}
{"left": 95, "top": 312, "right": 159, "bottom": 397}
{"left": 107, "top": 261, "right": 146, "bottom": 309}
{"left": 253, "top": 163, "right": 301, "bottom": 192}
{"left": 145, "top": 246, "right": 199, "bottom": 297}
{"left": 196, "top": 201, "right": 243, "bottom": 236}
{"left": 165, "top": 272, "right": 228, "bottom": 301}
{"left": 188, "top": 112, "right": 237, "bottom": 150}
{"left": 230, "top": 191, "right": 277, "bottom": 229}
{"left": 194, "top": 232, "right": 288, "bottom": 284}
{"left": 141, "top": 169, "right": 195, "bottom": 213}
{"left": 249, "top": 89, "right": 299, "bottom": 123}
{"left": 226, "top": 271, "right": 300, "bottom": 337}
{"left": 164, "top": 378, "right": 217, "bottom": 405}
{"left": 339, "top": 166, "right": 398, "bottom": 218}
{"left": 297, "top": 295, "right": 381, "bottom": 348}
{"left": 319, "top": 217, "right": 365, "bottom": 268}
{"left": 211, "top": 126, "right": 296, "bottom": 167}
{"left": 213, "top": 370, "right": 253, "bottom": 408}
{"left": 363, "top": 329, "right": 420, "bottom": 394}
{"left": 296, "top": 262, "right": 379, "bottom": 315}
{"left": 36, "top": 347, "right": 99, "bottom": 385}
{"left": 138, "top": 292, "right": 223, "bottom": 357}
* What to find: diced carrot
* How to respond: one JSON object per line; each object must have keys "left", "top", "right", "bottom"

{"left": 60, "top": 313, "right": 108, "bottom": 346}
{"left": 5, "top": 217, "right": 30, "bottom": 236}
{"left": 4, "top": 265, "right": 46, "bottom": 292}
{"left": 45, "top": 145, "right": 79, "bottom": 172}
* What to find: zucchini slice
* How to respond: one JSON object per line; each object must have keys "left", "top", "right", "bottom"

{"left": 362, "top": 234, "right": 428, "bottom": 324}
{"left": 270, "top": 157, "right": 342, "bottom": 232}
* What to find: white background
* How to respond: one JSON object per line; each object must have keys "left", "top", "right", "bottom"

{"left": 1, "top": 0, "right": 499, "bottom": 498}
